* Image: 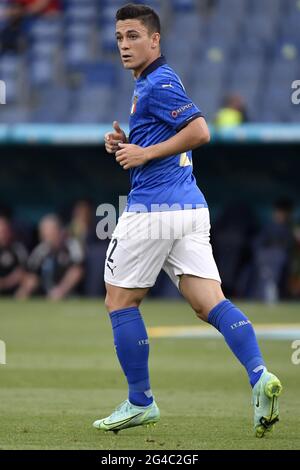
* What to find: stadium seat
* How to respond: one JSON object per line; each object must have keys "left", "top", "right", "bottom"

{"left": 260, "top": 81, "right": 297, "bottom": 123}
{"left": 172, "top": 0, "right": 196, "bottom": 13}
{"left": 65, "top": 38, "right": 93, "bottom": 67}
{"left": 216, "top": 0, "right": 247, "bottom": 19}
{"left": 231, "top": 57, "right": 264, "bottom": 83}
{"left": 31, "top": 40, "right": 60, "bottom": 57}
{"left": 70, "top": 85, "right": 113, "bottom": 123}
{"left": 65, "top": 23, "right": 92, "bottom": 40}
{"left": 29, "top": 52, "right": 59, "bottom": 86}
{"left": 65, "top": 4, "right": 98, "bottom": 23}
{"left": 0, "top": 106, "right": 30, "bottom": 123}
{"left": 172, "top": 12, "right": 202, "bottom": 36}
{"left": 271, "top": 57, "right": 299, "bottom": 81}
{"left": 0, "top": 0, "right": 297, "bottom": 124}
{"left": 0, "top": 54, "right": 24, "bottom": 104}
{"left": 190, "top": 85, "right": 222, "bottom": 121}
{"left": 31, "top": 87, "right": 71, "bottom": 123}
{"left": 100, "top": 23, "right": 118, "bottom": 53}
{"left": 29, "top": 18, "right": 63, "bottom": 40}
{"left": 0, "top": 54, "right": 21, "bottom": 75}
{"left": 191, "top": 56, "right": 227, "bottom": 91}
{"left": 249, "top": 0, "right": 282, "bottom": 19}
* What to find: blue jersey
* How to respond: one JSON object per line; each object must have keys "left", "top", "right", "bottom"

{"left": 126, "top": 56, "right": 208, "bottom": 212}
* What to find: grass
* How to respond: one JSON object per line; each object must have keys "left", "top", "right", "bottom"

{"left": 0, "top": 299, "right": 299, "bottom": 450}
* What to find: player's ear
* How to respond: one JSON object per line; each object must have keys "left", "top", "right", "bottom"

{"left": 151, "top": 32, "right": 160, "bottom": 49}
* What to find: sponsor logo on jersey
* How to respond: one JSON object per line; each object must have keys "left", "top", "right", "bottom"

{"left": 171, "top": 102, "right": 193, "bottom": 118}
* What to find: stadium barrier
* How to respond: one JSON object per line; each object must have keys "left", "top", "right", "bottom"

{"left": 0, "top": 124, "right": 299, "bottom": 145}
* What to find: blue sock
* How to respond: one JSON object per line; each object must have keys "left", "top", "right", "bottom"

{"left": 208, "top": 300, "right": 265, "bottom": 387}
{"left": 109, "top": 307, "right": 153, "bottom": 406}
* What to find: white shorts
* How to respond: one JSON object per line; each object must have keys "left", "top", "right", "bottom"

{"left": 104, "top": 208, "right": 221, "bottom": 289}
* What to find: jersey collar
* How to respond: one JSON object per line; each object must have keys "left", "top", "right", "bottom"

{"left": 139, "top": 55, "right": 166, "bottom": 79}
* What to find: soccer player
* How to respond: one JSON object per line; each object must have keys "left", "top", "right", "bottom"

{"left": 93, "top": 3, "right": 282, "bottom": 437}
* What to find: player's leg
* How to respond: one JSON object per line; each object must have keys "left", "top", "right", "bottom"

{"left": 179, "top": 274, "right": 267, "bottom": 385}
{"left": 163, "top": 208, "right": 282, "bottom": 437}
{"left": 179, "top": 275, "right": 282, "bottom": 437}
{"left": 93, "top": 282, "right": 160, "bottom": 432}
{"left": 93, "top": 212, "right": 170, "bottom": 432}
{"left": 178, "top": 275, "right": 225, "bottom": 320}
{"left": 104, "top": 282, "right": 148, "bottom": 312}
{"left": 105, "top": 283, "right": 154, "bottom": 408}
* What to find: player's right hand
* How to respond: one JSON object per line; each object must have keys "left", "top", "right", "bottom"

{"left": 104, "top": 121, "right": 127, "bottom": 154}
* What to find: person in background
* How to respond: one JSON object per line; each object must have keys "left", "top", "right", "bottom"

{"left": 288, "top": 221, "right": 300, "bottom": 298}
{"left": 68, "top": 199, "right": 109, "bottom": 298}
{"left": 214, "top": 94, "right": 248, "bottom": 128}
{"left": 0, "top": 0, "right": 61, "bottom": 54}
{"left": 0, "top": 0, "right": 23, "bottom": 54}
{"left": 16, "top": 214, "right": 84, "bottom": 300}
{"left": 68, "top": 199, "right": 97, "bottom": 247}
{"left": 211, "top": 202, "right": 258, "bottom": 298}
{"left": 252, "top": 199, "right": 294, "bottom": 302}
{"left": 0, "top": 216, "right": 27, "bottom": 296}
{"left": 15, "top": 0, "right": 61, "bottom": 17}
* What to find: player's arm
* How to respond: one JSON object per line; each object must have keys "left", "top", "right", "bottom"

{"left": 145, "top": 116, "right": 210, "bottom": 159}
{"left": 48, "top": 265, "right": 84, "bottom": 300}
{"left": 115, "top": 116, "right": 210, "bottom": 170}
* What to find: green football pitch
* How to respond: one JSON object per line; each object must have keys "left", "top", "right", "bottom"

{"left": 0, "top": 299, "right": 299, "bottom": 450}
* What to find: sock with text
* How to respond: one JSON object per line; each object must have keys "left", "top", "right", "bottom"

{"left": 109, "top": 307, "right": 153, "bottom": 406}
{"left": 208, "top": 300, "right": 265, "bottom": 387}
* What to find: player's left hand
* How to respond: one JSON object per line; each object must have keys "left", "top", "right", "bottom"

{"left": 115, "top": 143, "right": 150, "bottom": 169}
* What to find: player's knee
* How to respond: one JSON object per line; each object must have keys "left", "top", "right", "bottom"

{"left": 104, "top": 292, "right": 140, "bottom": 313}
{"left": 104, "top": 293, "right": 114, "bottom": 312}
{"left": 104, "top": 293, "right": 123, "bottom": 312}
{"left": 193, "top": 305, "right": 209, "bottom": 322}
{"left": 193, "top": 295, "right": 226, "bottom": 322}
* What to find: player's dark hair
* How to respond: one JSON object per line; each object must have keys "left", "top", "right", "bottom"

{"left": 115, "top": 3, "right": 161, "bottom": 34}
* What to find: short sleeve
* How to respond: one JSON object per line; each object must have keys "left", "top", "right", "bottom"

{"left": 149, "top": 78, "right": 203, "bottom": 131}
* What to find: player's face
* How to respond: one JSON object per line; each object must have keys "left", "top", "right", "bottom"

{"left": 116, "top": 19, "right": 160, "bottom": 77}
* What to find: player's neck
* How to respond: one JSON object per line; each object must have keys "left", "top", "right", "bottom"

{"left": 133, "top": 53, "right": 162, "bottom": 79}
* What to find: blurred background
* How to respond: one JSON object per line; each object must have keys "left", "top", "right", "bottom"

{"left": 0, "top": 0, "right": 299, "bottom": 302}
